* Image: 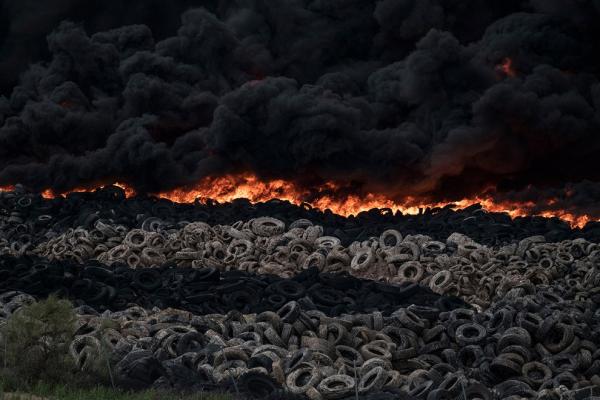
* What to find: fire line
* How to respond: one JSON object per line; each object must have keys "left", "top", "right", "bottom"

{"left": 1, "top": 175, "right": 596, "bottom": 228}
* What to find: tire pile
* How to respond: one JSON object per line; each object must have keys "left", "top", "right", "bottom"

{"left": 2, "top": 185, "right": 600, "bottom": 247}
{"left": 1, "top": 188, "right": 600, "bottom": 399}
{"left": 0, "top": 255, "right": 463, "bottom": 316}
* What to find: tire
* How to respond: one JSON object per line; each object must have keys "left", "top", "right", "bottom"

{"left": 319, "top": 272, "right": 358, "bottom": 290}
{"left": 223, "top": 289, "right": 257, "bottom": 312}
{"left": 435, "top": 296, "right": 469, "bottom": 312}
{"left": 134, "top": 269, "right": 162, "bottom": 291}
{"left": 115, "top": 350, "right": 165, "bottom": 390}
{"left": 277, "top": 301, "right": 301, "bottom": 323}
{"left": 407, "top": 305, "right": 440, "bottom": 321}
{"left": 317, "top": 375, "right": 355, "bottom": 399}
{"left": 408, "top": 380, "right": 434, "bottom": 399}
{"left": 189, "top": 267, "right": 220, "bottom": 282}
{"left": 82, "top": 265, "right": 115, "bottom": 282}
{"left": 272, "top": 280, "right": 306, "bottom": 300}
{"left": 490, "top": 354, "right": 522, "bottom": 379}
{"left": 311, "top": 286, "right": 344, "bottom": 307}
{"left": 455, "top": 323, "right": 487, "bottom": 346}
{"left": 238, "top": 370, "right": 280, "bottom": 399}
{"left": 358, "top": 366, "right": 388, "bottom": 393}
{"left": 70, "top": 278, "right": 93, "bottom": 298}
{"left": 392, "top": 308, "right": 426, "bottom": 332}
{"left": 176, "top": 331, "right": 206, "bottom": 355}
{"left": 494, "top": 379, "right": 535, "bottom": 398}
{"left": 286, "top": 366, "right": 321, "bottom": 395}
{"left": 266, "top": 294, "right": 288, "bottom": 309}
{"left": 376, "top": 281, "right": 419, "bottom": 300}
{"left": 522, "top": 361, "right": 552, "bottom": 388}
{"left": 284, "top": 348, "right": 312, "bottom": 372}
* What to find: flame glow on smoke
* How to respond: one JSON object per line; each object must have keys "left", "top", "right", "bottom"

{"left": 1, "top": 174, "right": 596, "bottom": 228}
{"left": 497, "top": 57, "right": 516, "bottom": 77}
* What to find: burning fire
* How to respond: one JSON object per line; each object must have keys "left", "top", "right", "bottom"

{"left": 497, "top": 57, "right": 516, "bottom": 77}
{"left": 156, "top": 174, "right": 595, "bottom": 228}
{"left": 0, "top": 174, "right": 597, "bottom": 228}
{"left": 38, "top": 183, "right": 136, "bottom": 199}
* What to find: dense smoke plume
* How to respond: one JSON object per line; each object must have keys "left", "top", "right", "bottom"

{"left": 1, "top": 0, "right": 600, "bottom": 213}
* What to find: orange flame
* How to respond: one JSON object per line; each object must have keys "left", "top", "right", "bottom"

{"left": 1, "top": 175, "right": 597, "bottom": 228}
{"left": 0, "top": 185, "right": 15, "bottom": 192}
{"left": 497, "top": 57, "right": 516, "bottom": 77}
{"left": 154, "top": 174, "right": 596, "bottom": 228}
{"left": 39, "top": 182, "right": 136, "bottom": 199}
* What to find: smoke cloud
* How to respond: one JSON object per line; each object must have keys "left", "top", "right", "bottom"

{"left": 1, "top": 0, "right": 600, "bottom": 215}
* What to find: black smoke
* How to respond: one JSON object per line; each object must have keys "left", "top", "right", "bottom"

{"left": 1, "top": 0, "right": 600, "bottom": 216}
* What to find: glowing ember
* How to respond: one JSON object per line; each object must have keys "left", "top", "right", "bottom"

{"left": 0, "top": 175, "right": 597, "bottom": 228}
{"left": 40, "top": 182, "right": 136, "bottom": 199}
{"left": 0, "top": 185, "right": 15, "bottom": 192}
{"left": 497, "top": 57, "right": 516, "bottom": 77}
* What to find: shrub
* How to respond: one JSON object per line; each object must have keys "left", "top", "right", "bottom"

{"left": 0, "top": 296, "right": 77, "bottom": 387}
{"left": 84, "top": 317, "right": 121, "bottom": 386}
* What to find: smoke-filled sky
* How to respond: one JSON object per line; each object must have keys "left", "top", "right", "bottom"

{"left": 1, "top": 0, "right": 600, "bottom": 212}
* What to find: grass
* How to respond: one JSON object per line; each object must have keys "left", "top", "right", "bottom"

{"left": 0, "top": 381, "right": 232, "bottom": 400}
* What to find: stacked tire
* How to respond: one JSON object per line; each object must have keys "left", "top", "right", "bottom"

{"left": 1, "top": 188, "right": 600, "bottom": 398}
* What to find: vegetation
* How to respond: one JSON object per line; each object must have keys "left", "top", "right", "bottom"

{"left": 0, "top": 296, "right": 77, "bottom": 386}
{"left": 0, "top": 382, "right": 231, "bottom": 400}
{"left": 0, "top": 297, "right": 231, "bottom": 400}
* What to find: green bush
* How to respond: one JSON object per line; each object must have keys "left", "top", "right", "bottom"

{"left": 0, "top": 297, "right": 233, "bottom": 399}
{"left": 83, "top": 317, "right": 121, "bottom": 386}
{"left": 0, "top": 296, "right": 77, "bottom": 387}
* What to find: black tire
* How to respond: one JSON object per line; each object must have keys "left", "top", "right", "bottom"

{"left": 176, "top": 331, "right": 206, "bottom": 355}
{"left": 223, "top": 289, "right": 257, "bottom": 312}
{"left": 490, "top": 355, "right": 522, "bottom": 380}
{"left": 216, "top": 279, "right": 246, "bottom": 293}
{"left": 115, "top": 350, "right": 165, "bottom": 390}
{"left": 272, "top": 280, "right": 306, "bottom": 300}
{"left": 70, "top": 278, "right": 93, "bottom": 298}
{"left": 435, "top": 296, "right": 469, "bottom": 312}
{"left": 134, "top": 269, "right": 162, "bottom": 291}
{"left": 266, "top": 294, "right": 287, "bottom": 309}
{"left": 522, "top": 361, "right": 552, "bottom": 388}
{"left": 277, "top": 301, "right": 301, "bottom": 323}
{"left": 320, "top": 272, "right": 359, "bottom": 290}
{"left": 494, "top": 379, "right": 535, "bottom": 398}
{"left": 311, "top": 285, "right": 344, "bottom": 307}
{"left": 189, "top": 267, "right": 220, "bottom": 282}
{"left": 238, "top": 371, "right": 280, "bottom": 399}
{"left": 376, "top": 281, "right": 419, "bottom": 299}
{"left": 455, "top": 323, "right": 487, "bottom": 346}
{"left": 407, "top": 305, "right": 441, "bottom": 321}
{"left": 83, "top": 266, "right": 115, "bottom": 282}
{"left": 464, "top": 382, "right": 493, "bottom": 400}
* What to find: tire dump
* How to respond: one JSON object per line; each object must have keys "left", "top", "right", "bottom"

{"left": 2, "top": 1, "right": 600, "bottom": 399}
{"left": 2, "top": 186, "right": 600, "bottom": 399}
